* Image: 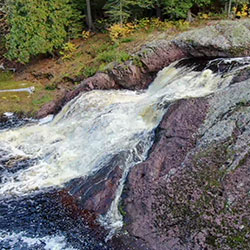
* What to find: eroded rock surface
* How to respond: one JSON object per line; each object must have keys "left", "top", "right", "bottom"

{"left": 34, "top": 18, "right": 250, "bottom": 250}
{"left": 122, "top": 80, "right": 250, "bottom": 249}
{"left": 174, "top": 20, "right": 250, "bottom": 57}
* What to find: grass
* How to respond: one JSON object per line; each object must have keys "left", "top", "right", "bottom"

{"left": 83, "top": 66, "right": 98, "bottom": 78}
{"left": 0, "top": 71, "right": 13, "bottom": 82}
{"left": 0, "top": 75, "right": 55, "bottom": 116}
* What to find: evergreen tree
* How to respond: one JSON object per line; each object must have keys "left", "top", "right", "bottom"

{"left": 104, "top": 0, "right": 128, "bottom": 24}
{"left": 162, "top": 0, "right": 211, "bottom": 19}
{"left": 5, "top": 0, "right": 83, "bottom": 63}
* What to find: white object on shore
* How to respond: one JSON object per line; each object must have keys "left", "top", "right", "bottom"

{"left": 0, "top": 86, "right": 35, "bottom": 94}
{"left": 0, "top": 63, "right": 5, "bottom": 70}
{"left": 3, "top": 112, "right": 14, "bottom": 117}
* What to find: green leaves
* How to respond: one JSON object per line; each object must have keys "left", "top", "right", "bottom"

{"left": 163, "top": 0, "right": 211, "bottom": 19}
{"left": 5, "top": 0, "right": 83, "bottom": 63}
{"left": 104, "top": 0, "right": 144, "bottom": 24}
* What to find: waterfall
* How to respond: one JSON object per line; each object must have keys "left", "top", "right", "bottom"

{"left": 0, "top": 57, "right": 249, "bottom": 241}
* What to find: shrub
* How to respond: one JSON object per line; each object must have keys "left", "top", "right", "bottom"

{"left": 59, "top": 42, "right": 77, "bottom": 60}
{"left": 175, "top": 20, "right": 190, "bottom": 31}
{"left": 97, "top": 49, "right": 131, "bottom": 64}
{"left": 108, "top": 23, "right": 136, "bottom": 42}
{"left": 117, "top": 51, "right": 131, "bottom": 62}
{"left": 94, "top": 18, "right": 111, "bottom": 33}
{"left": 136, "top": 17, "right": 151, "bottom": 30}
{"left": 234, "top": 4, "right": 249, "bottom": 18}
{"left": 97, "top": 50, "right": 117, "bottom": 63}
{"left": 135, "top": 18, "right": 174, "bottom": 32}
{"left": 83, "top": 66, "right": 98, "bottom": 77}
{"left": 82, "top": 30, "right": 91, "bottom": 40}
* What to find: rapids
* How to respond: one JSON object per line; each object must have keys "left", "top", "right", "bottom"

{"left": 0, "top": 57, "right": 249, "bottom": 248}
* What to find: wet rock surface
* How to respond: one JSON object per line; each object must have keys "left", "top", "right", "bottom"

{"left": 0, "top": 113, "right": 34, "bottom": 131}
{"left": 66, "top": 164, "right": 123, "bottom": 215}
{"left": 122, "top": 80, "right": 250, "bottom": 249}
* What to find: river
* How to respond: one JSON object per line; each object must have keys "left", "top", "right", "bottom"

{"left": 0, "top": 57, "right": 249, "bottom": 249}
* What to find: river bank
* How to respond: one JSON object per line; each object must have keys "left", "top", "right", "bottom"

{"left": 0, "top": 18, "right": 231, "bottom": 118}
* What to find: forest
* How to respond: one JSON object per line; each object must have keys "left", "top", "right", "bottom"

{"left": 0, "top": 0, "right": 249, "bottom": 63}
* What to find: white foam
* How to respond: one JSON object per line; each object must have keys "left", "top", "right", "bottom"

{"left": 0, "top": 230, "right": 75, "bottom": 250}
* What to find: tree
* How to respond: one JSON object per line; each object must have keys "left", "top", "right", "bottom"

{"left": 104, "top": 0, "right": 163, "bottom": 24}
{"left": 0, "top": 0, "right": 8, "bottom": 36}
{"left": 162, "top": 0, "right": 211, "bottom": 19}
{"left": 134, "top": 0, "right": 164, "bottom": 19}
{"left": 104, "top": 0, "right": 131, "bottom": 24}
{"left": 86, "top": 0, "right": 94, "bottom": 30}
{"left": 5, "top": 0, "right": 83, "bottom": 63}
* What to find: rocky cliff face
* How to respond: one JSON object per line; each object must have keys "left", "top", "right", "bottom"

{"left": 174, "top": 20, "right": 250, "bottom": 57}
{"left": 122, "top": 78, "right": 250, "bottom": 249}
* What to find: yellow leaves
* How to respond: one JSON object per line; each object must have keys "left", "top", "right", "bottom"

{"left": 198, "top": 12, "right": 211, "bottom": 20}
{"left": 82, "top": 30, "right": 91, "bottom": 40}
{"left": 108, "top": 23, "right": 135, "bottom": 42}
{"left": 59, "top": 42, "right": 77, "bottom": 60}
{"left": 137, "top": 17, "right": 151, "bottom": 30}
{"left": 175, "top": 20, "right": 190, "bottom": 31}
{"left": 202, "top": 13, "right": 209, "bottom": 19}
{"left": 235, "top": 4, "right": 249, "bottom": 18}
{"left": 108, "top": 18, "right": 179, "bottom": 42}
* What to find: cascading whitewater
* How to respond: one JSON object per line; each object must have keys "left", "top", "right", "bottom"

{"left": 0, "top": 58, "right": 249, "bottom": 237}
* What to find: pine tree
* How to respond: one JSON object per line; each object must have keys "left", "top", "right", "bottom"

{"left": 104, "top": 0, "right": 133, "bottom": 24}
{"left": 162, "top": 0, "right": 211, "bottom": 19}
{"left": 5, "top": 0, "right": 83, "bottom": 63}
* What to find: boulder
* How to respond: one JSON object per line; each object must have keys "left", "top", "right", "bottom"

{"left": 174, "top": 20, "right": 250, "bottom": 57}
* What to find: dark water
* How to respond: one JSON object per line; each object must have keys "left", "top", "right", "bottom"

{"left": 0, "top": 116, "right": 111, "bottom": 250}
{"left": 0, "top": 190, "right": 111, "bottom": 250}
{"left": 0, "top": 113, "right": 34, "bottom": 131}
{"left": 176, "top": 57, "right": 250, "bottom": 74}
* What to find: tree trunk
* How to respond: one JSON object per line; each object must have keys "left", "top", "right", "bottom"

{"left": 156, "top": 5, "right": 162, "bottom": 19}
{"left": 224, "top": 2, "right": 228, "bottom": 14}
{"left": 228, "top": 0, "right": 232, "bottom": 18}
{"left": 186, "top": 9, "right": 193, "bottom": 22}
{"left": 120, "top": 0, "right": 123, "bottom": 25}
{"left": 86, "top": 0, "right": 94, "bottom": 30}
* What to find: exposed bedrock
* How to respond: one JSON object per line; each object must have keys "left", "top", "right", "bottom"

{"left": 37, "top": 19, "right": 250, "bottom": 118}
{"left": 65, "top": 154, "right": 124, "bottom": 215}
{"left": 122, "top": 80, "right": 250, "bottom": 249}
{"left": 174, "top": 19, "right": 250, "bottom": 58}
{"left": 36, "top": 18, "right": 250, "bottom": 250}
